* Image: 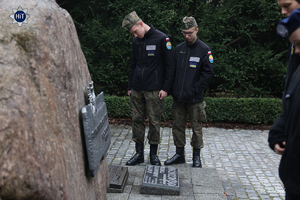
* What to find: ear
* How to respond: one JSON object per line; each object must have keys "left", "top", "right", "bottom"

{"left": 138, "top": 21, "right": 143, "bottom": 26}
{"left": 196, "top": 28, "right": 199, "bottom": 33}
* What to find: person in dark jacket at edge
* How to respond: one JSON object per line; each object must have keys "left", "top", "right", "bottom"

{"left": 269, "top": 6, "right": 300, "bottom": 200}
{"left": 121, "top": 11, "right": 174, "bottom": 166}
{"left": 269, "top": 0, "right": 300, "bottom": 154}
{"left": 164, "top": 16, "right": 213, "bottom": 167}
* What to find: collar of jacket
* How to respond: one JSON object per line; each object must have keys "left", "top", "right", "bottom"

{"left": 185, "top": 36, "right": 200, "bottom": 48}
{"left": 144, "top": 24, "right": 155, "bottom": 39}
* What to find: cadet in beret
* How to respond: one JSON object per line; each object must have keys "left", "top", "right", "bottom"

{"left": 269, "top": 7, "right": 300, "bottom": 199}
{"left": 122, "top": 11, "right": 174, "bottom": 166}
{"left": 164, "top": 17, "right": 213, "bottom": 167}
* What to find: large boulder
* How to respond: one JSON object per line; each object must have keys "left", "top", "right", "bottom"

{"left": 0, "top": 0, "right": 109, "bottom": 199}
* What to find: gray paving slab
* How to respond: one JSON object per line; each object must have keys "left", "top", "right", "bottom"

{"left": 108, "top": 165, "right": 225, "bottom": 199}
{"left": 107, "top": 125, "right": 285, "bottom": 200}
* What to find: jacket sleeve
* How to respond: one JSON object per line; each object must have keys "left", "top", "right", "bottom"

{"left": 268, "top": 112, "right": 286, "bottom": 151}
{"left": 161, "top": 37, "right": 175, "bottom": 93}
{"left": 128, "top": 41, "right": 136, "bottom": 91}
{"left": 193, "top": 48, "right": 214, "bottom": 95}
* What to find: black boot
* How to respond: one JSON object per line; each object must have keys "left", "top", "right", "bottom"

{"left": 164, "top": 147, "right": 185, "bottom": 165}
{"left": 149, "top": 144, "right": 161, "bottom": 166}
{"left": 126, "top": 143, "right": 144, "bottom": 166}
{"left": 192, "top": 148, "right": 202, "bottom": 168}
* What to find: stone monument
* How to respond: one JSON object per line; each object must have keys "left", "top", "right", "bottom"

{"left": 0, "top": 0, "right": 109, "bottom": 199}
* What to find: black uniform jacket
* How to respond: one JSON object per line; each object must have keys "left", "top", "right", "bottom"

{"left": 268, "top": 45, "right": 300, "bottom": 150}
{"left": 278, "top": 64, "right": 300, "bottom": 196}
{"left": 268, "top": 44, "right": 300, "bottom": 195}
{"left": 128, "top": 25, "right": 174, "bottom": 93}
{"left": 172, "top": 37, "right": 213, "bottom": 102}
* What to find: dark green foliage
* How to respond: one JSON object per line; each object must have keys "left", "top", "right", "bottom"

{"left": 201, "top": 0, "right": 288, "bottom": 97}
{"left": 57, "top": 0, "right": 288, "bottom": 98}
{"left": 205, "top": 97, "right": 282, "bottom": 124}
{"left": 104, "top": 95, "right": 131, "bottom": 118}
{"left": 161, "top": 97, "right": 173, "bottom": 121}
{"left": 104, "top": 96, "right": 282, "bottom": 124}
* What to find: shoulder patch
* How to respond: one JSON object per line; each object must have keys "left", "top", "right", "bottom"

{"left": 208, "top": 51, "right": 213, "bottom": 63}
{"left": 209, "top": 55, "right": 213, "bottom": 63}
{"left": 166, "top": 41, "right": 172, "bottom": 50}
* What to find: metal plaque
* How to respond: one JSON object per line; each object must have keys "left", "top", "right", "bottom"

{"left": 81, "top": 82, "right": 111, "bottom": 177}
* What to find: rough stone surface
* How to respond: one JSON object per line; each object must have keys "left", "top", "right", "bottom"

{"left": 0, "top": 0, "right": 109, "bottom": 199}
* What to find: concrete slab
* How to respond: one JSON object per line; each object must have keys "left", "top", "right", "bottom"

{"left": 108, "top": 165, "right": 226, "bottom": 199}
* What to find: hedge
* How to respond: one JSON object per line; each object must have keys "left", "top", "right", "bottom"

{"left": 104, "top": 96, "right": 282, "bottom": 124}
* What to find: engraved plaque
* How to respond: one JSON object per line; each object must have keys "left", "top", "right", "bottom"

{"left": 107, "top": 165, "right": 129, "bottom": 193}
{"left": 81, "top": 90, "right": 111, "bottom": 177}
{"left": 140, "top": 165, "right": 180, "bottom": 195}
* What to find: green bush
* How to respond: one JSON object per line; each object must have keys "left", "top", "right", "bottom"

{"left": 104, "top": 96, "right": 282, "bottom": 124}
{"left": 104, "top": 95, "right": 131, "bottom": 118}
{"left": 205, "top": 97, "right": 282, "bottom": 124}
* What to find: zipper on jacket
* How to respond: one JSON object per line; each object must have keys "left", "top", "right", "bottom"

{"left": 179, "top": 46, "right": 190, "bottom": 101}
{"left": 142, "top": 39, "right": 146, "bottom": 91}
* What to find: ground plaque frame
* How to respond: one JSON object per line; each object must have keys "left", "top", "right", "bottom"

{"left": 107, "top": 165, "right": 129, "bottom": 193}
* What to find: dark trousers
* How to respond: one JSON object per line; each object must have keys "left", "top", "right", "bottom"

{"left": 286, "top": 192, "right": 300, "bottom": 200}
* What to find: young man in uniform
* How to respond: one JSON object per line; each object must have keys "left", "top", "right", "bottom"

{"left": 164, "top": 17, "right": 213, "bottom": 167}
{"left": 122, "top": 11, "right": 173, "bottom": 166}
{"left": 270, "top": 8, "right": 300, "bottom": 199}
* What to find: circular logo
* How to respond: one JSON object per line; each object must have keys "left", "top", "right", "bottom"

{"left": 277, "top": 24, "right": 288, "bottom": 38}
{"left": 166, "top": 41, "right": 172, "bottom": 50}
{"left": 14, "top": 11, "right": 26, "bottom": 23}
{"left": 209, "top": 55, "right": 213, "bottom": 63}
{"left": 10, "top": 6, "right": 30, "bottom": 27}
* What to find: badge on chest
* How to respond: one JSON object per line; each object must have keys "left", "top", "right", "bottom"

{"left": 146, "top": 45, "right": 156, "bottom": 57}
{"left": 189, "top": 57, "right": 200, "bottom": 68}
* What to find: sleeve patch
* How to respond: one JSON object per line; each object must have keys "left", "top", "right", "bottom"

{"left": 209, "top": 55, "right": 213, "bottom": 63}
{"left": 166, "top": 41, "right": 172, "bottom": 50}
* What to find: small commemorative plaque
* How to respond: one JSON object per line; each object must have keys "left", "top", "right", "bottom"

{"left": 140, "top": 165, "right": 180, "bottom": 195}
{"left": 107, "top": 165, "right": 129, "bottom": 193}
{"left": 81, "top": 82, "right": 111, "bottom": 177}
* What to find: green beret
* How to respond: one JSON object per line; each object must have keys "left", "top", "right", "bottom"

{"left": 182, "top": 16, "right": 198, "bottom": 30}
{"left": 122, "top": 11, "right": 140, "bottom": 31}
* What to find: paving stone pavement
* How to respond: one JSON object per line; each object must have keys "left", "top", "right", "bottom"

{"left": 107, "top": 124, "right": 285, "bottom": 200}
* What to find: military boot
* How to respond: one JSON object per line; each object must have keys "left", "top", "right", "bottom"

{"left": 126, "top": 143, "right": 144, "bottom": 166}
{"left": 164, "top": 146, "right": 185, "bottom": 165}
{"left": 192, "top": 148, "right": 202, "bottom": 168}
{"left": 149, "top": 144, "right": 161, "bottom": 166}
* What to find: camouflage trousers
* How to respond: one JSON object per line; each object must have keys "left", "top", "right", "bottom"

{"left": 172, "top": 99, "right": 206, "bottom": 149}
{"left": 129, "top": 89, "right": 165, "bottom": 144}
